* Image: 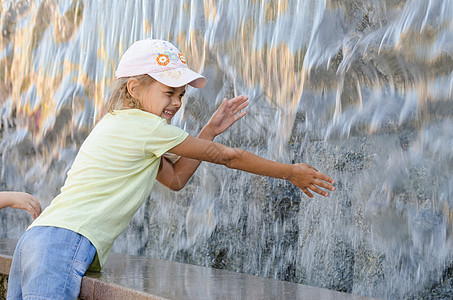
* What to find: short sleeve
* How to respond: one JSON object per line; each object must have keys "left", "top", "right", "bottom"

{"left": 145, "top": 119, "right": 189, "bottom": 157}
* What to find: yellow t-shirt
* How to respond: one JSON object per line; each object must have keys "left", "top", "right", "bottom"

{"left": 29, "top": 109, "right": 189, "bottom": 270}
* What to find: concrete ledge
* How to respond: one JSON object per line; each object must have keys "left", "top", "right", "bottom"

{"left": 1, "top": 239, "right": 377, "bottom": 299}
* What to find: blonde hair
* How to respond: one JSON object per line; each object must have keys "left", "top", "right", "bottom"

{"left": 106, "top": 74, "right": 155, "bottom": 113}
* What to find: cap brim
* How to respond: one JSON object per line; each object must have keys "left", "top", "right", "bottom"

{"left": 148, "top": 68, "right": 207, "bottom": 89}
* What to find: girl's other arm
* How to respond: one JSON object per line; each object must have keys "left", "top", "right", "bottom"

{"left": 169, "top": 136, "right": 335, "bottom": 198}
{"left": 157, "top": 96, "right": 248, "bottom": 191}
{"left": 0, "top": 191, "right": 42, "bottom": 219}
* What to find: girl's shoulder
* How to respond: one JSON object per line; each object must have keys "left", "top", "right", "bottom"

{"left": 108, "top": 108, "right": 159, "bottom": 118}
{"left": 104, "top": 109, "right": 163, "bottom": 124}
{"left": 92, "top": 109, "right": 163, "bottom": 135}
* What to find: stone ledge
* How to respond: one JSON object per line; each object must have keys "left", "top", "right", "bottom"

{"left": 80, "top": 275, "right": 164, "bottom": 300}
{"left": 0, "top": 239, "right": 377, "bottom": 300}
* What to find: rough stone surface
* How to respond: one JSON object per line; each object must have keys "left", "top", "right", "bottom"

{"left": 0, "top": 274, "right": 7, "bottom": 300}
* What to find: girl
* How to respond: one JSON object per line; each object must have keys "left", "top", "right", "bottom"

{"left": 7, "top": 38, "right": 335, "bottom": 300}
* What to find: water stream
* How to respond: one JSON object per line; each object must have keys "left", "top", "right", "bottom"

{"left": 1, "top": 0, "right": 453, "bottom": 298}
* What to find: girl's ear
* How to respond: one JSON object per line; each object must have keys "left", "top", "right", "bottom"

{"left": 126, "top": 78, "right": 141, "bottom": 99}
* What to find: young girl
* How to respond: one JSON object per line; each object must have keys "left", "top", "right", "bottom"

{"left": 7, "top": 38, "right": 335, "bottom": 300}
{"left": 0, "top": 191, "right": 41, "bottom": 219}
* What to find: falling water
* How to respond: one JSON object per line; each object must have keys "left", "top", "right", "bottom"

{"left": 1, "top": 0, "right": 453, "bottom": 298}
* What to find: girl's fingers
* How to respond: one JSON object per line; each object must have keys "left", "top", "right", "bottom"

{"left": 29, "top": 198, "right": 42, "bottom": 216}
{"left": 233, "top": 110, "right": 247, "bottom": 121}
{"left": 232, "top": 101, "right": 249, "bottom": 115}
{"left": 302, "top": 188, "right": 313, "bottom": 198}
{"left": 231, "top": 95, "right": 247, "bottom": 103}
{"left": 22, "top": 194, "right": 42, "bottom": 218}
{"left": 314, "top": 171, "right": 334, "bottom": 184}
{"left": 228, "top": 96, "right": 248, "bottom": 108}
{"left": 309, "top": 185, "right": 328, "bottom": 197}
{"left": 25, "top": 203, "right": 38, "bottom": 219}
{"left": 314, "top": 179, "right": 335, "bottom": 191}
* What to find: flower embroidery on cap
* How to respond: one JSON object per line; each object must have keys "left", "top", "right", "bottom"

{"left": 179, "top": 53, "right": 187, "bottom": 64}
{"left": 169, "top": 52, "right": 179, "bottom": 62}
{"left": 157, "top": 54, "right": 170, "bottom": 66}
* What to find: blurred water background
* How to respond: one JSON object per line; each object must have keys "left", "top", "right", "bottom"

{"left": 1, "top": 0, "right": 453, "bottom": 299}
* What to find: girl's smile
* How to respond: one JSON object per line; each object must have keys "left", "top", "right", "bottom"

{"left": 163, "top": 108, "right": 176, "bottom": 118}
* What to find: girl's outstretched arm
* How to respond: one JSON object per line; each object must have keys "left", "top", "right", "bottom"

{"left": 169, "top": 136, "right": 335, "bottom": 198}
{"left": 0, "top": 191, "right": 42, "bottom": 219}
{"left": 157, "top": 95, "right": 248, "bottom": 191}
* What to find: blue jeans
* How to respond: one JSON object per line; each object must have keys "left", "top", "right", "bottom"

{"left": 7, "top": 226, "right": 96, "bottom": 300}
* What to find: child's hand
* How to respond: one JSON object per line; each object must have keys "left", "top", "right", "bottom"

{"left": 0, "top": 191, "right": 42, "bottom": 219}
{"left": 205, "top": 95, "right": 249, "bottom": 137}
{"left": 289, "top": 164, "right": 335, "bottom": 198}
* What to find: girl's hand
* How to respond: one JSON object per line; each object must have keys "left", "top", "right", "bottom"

{"left": 1, "top": 192, "right": 42, "bottom": 219}
{"left": 205, "top": 95, "right": 249, "bottom": 137}
{"left": 289, "top": 164, "right": 335, "bottom": 198}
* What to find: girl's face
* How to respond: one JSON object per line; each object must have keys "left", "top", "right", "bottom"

{"left": 139, "top": 81, "right": 186, "bottom": 124}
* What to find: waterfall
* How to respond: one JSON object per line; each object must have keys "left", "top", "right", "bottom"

{"left": 1, "top": 1, "right": 452, "bottom": 298}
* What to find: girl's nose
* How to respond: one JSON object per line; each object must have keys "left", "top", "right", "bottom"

{"left": 172, "top": 98, "right": 182, "bottom": 107}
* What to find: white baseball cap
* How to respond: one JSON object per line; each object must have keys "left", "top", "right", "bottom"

{"left": 115, "top": 39, "right": 207, "bottom": 88}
